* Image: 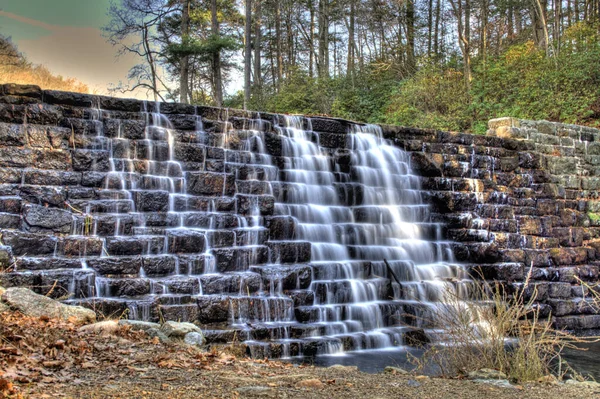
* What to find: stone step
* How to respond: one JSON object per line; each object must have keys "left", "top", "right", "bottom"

{"left": 249, "top": 264, "right": 312, "bottom": 291}
{"left": 0, "top": 196, "right": 21, "bottom": 213}
{"left": 199, "top": 272, "right": 262, "bottom": 295}
{"left": 196, "top": 295, "right": 294, "bottom": 324}
{"left": 311, "top": 278, "right": 393, "bottom": 304}
{"left": 294, "top": 300, "right": 433, "bottom": 328}
{"left": 104, "top": 235, "right": 166, "bottom": 256}
{"left": 234, "top": 227, "right": 269, "bottom": 246}
{"left": 266, "top": 241, "right": 311, "bottom": 264}
{"left": 212, "top": 246, "right": 269, "bottom": 272}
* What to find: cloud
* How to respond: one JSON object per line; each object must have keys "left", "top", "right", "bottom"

{"left": 0, "top": 10, "right": 143, "bottom": 98}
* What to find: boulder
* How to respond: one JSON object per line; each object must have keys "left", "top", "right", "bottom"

{"left": 0, "top": 286, "right": 7, "bottom": 312}
{"left": 79, "top": 320, "right": 120, "bottom": 334}
{"left": 384, "top": 366, "right": 409, "bottom": 375}
{"left": 466, "top": 368, "right": 508, "bottom": 380}
{"left": 145, "top": 327, "right": 171, "bottom": 343}
{"left": 160, "top": 321, "right": 202, "bottom": 338}
{"left": 184, "top": 331, "right": 206, "bottom": 346}
{"left": 1, "top": 287, "right": 96, "bottom": 324}
{"left": 118, "top": 319, "right": 161, "bottom": 332}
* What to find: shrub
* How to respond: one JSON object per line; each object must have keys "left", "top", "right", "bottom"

{"left": 413, "top": 268, "right": 593, "bottom": 382}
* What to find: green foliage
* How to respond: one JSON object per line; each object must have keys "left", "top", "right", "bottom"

{"left": 167, "top": 34, "right": 240, "bottom": 64}
{"left": 228, "top": 23, "right": 600, "bottom": 133}
{"left": 383, "top": 63, "right": 471, "bottom": 131}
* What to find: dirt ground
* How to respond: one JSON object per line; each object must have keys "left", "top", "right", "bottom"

{"left": 1, "top": 311, "right": 599, "bottom": 399}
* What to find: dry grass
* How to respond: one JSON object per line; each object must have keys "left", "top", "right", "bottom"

{"left": 413, "top": 267, "right": 598, "bottom": 382}
{"left": 0, "top": 36, "right": 89, "bottom": 93}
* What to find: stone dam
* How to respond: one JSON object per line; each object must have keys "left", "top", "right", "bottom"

{"left": 0, "top": 84, "right": 599, "bottom": 358}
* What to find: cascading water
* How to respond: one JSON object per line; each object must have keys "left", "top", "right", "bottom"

{"left": 253, "top": 116, "right": 470, "bottom": 355}
{"left": 56, "top": 103, "right": 470, "bottom": 360}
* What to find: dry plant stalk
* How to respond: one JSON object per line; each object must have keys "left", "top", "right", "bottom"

{"left": 412, "top": 267, "right": 598, "bottom": 382}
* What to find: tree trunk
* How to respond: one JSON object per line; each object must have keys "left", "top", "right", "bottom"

{"left": 244, "top": 0, "right": 252, "bottom": 110}
{"left": 434, "top": 0, "right": 441, "bottom": 60}
{"left": 211, "top": 0, "right": 223, "bottom": 107}
{"left": 318, "top": 0, "right": 329, "bottom": 79}
{"left": 275, "top": 0, "right": 283, "bottom": 89}
{"left": 449, "top": 0, "right": 472, "bottom": 91}
{"left": 530, "top": 0, "right": 550, "bottom": 55}
{"left": 480, "top": 0, "right": 488, "bottom": 61}
{"left": 253, "top": 0, "right": 262, "bottom": 91}
{"left": 347, "top": 0, "right": 355, "bottom": 81}
{"left": 180, "top": 0, "right": 190, "bottom": 104}
{"left": 406, "top": 0, "right": 416, "bottom": 71}
{"left": 427, "top": 0, "right": 433, "bottom": 57}
{"left": 309, "top": 0, "right": 315, "bottom": 78}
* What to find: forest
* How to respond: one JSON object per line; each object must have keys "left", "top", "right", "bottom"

{"left": 3, "top": 0, "right": 600, "bottom": 132}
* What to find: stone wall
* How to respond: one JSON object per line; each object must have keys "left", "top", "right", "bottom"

{"left": 382, "top": 118, "right": 600, "bottom": 330}
{"left": 0, "top": 83, "right": 598, "bottom": 334}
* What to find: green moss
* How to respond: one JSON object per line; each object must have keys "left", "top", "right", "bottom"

{"left": 588, "top": 212, "right": 600, "bottom": 224}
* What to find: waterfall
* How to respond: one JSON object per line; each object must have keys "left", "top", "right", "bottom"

{"left": 60, "top": 106, "right": 468, "bottom": 358}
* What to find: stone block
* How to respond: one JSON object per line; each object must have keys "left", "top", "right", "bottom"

{"left": 72, "top": 149, "right": 110, "bottom": 172}
{"left": 264, "top": 216, "right": 296, "bottom": 240}
{"left": 212, "top": 247, "right": 269, "bottom": 272}
{"left": 104, "top": 119, "right": 145, "bottom": 139}
{"left": 174, "top": 142, "right": 205, "bottom": 163}
{"left": 186, "top": 172, "right": 235, "bottom": 197}
{"left": 60, "top": 236, "right": 103, "bottom": 257}
{"left": 267, "top": 241, "right": 311, "bottom": 264}
{"left": 142, "top": 255, "right": 177, "bottom": 277}
{"left": 488, "top": 117, "right": 520, "bottom": 130}
{"left": 0, "top": 230, "right": 58, "bottom": 256}
{"left": 19, "top": 185, "right": 66, "bottom": 207}
{"left": 131, "top": 190, "right": 169, "bottom": 212}
{"left": 23, "top": 169, "right": 81, "bottom": 186}
{"left": 167, "top": 230, "right": 206, "bottom": 254}
{"left": 105, "top": 236, "right": 164, "bottom": 256}
{"left": 87, "top": 256, "right": 142, "bottom": 276}
{"left": 236, "top": 194, "right": 275, "bottom": 216}
{"left": 22, "top": 204, "right": 73, "bottom": 234}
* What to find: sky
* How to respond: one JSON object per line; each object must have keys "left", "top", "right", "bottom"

{"left": 0, "top": 0, "right": 147, "bottom": 97}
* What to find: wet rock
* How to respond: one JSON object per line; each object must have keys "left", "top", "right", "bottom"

{"left": 1, "top": 287, "right": 95, "bottom": 324}
{"left": 0, "top": 230, "right": 57, "bottom": 256}
{"left": 267, "top": 241, "right": 311, "bottom": 263}
{"left": 186, "top": 171, "right": 235, "bottom": 196}
{"left": 142, "top": 255, "right": 177, "bottom": 277}
{"left": 411, "top": 152, "right": 443, "bottom": 177}
{"left": 72, "top": 149, "right": 110, "bottom": 172}
{"left": 0, "top": 147, "right": 35, "bottom": 168}
{"left": 236, "top": 194, "right": 275, "bottom": 216}
{"left": 0, "top": 123, "right": 26, "bottom": 146}
{"left": 167, "top": 230, "right": 206, "bottom": 254}
{"left": 22, "top": 204, "right": 73, "bottom": 234}
{"left": 161, "top": 321, "right": 202, "bottom": 338}
{"left": 87, "top": 256, "right": 142, "bottom": 276}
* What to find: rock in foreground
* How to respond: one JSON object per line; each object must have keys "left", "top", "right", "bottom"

{"left": 1, "top": 287, "right": 96, "bottom": 324}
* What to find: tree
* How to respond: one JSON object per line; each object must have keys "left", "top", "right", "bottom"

{"left": 180, "top": 0, "right": 191, "bottom": 103}
{"left": 244, "top": 0, "right": 252, "bottom": 109}
{"left": 104, "top": 0, "right": 174, "bottom": 101}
